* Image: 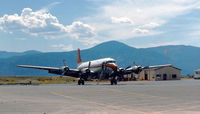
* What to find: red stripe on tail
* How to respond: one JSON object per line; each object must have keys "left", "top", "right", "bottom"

{"left": 77, "top": 48, "right": 82, "bottom": 64}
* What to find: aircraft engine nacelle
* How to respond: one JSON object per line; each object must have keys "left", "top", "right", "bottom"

{"left": 85, "top": 69, "right": 90, "bottom": 74}
{"left": 61, "top": 66, "right": 70, "bottom": 73}
{"left": 133, "top": 66, "right": 142, "bottom": 74}
{"left": 124, "top": 65, "right": 143, "bottom": 74}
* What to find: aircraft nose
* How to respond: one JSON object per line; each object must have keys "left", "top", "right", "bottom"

{"left": 106, "top": 63, "right": 118, "bottom": 70}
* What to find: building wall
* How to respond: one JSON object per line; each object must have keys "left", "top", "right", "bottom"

{"left": 155, "top": 67, "right": 181, "bottom": 80}
{"left": 139, "top": 69, "right": 156, "bottom": 81}
{"left": 139, "top": 66, "right": 181, "bottom": 81}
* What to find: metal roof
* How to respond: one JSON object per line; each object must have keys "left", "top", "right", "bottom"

{"left": 143, "top": 64, "right": 181, "bottom": 71}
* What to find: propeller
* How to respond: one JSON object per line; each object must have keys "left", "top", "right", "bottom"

{"left": 133, "top": 61, "right": 141, "bottom": 67}
{"left": 116, "top": 67, "right": 125, "bottom": 81}
{"left": 63, "top": 59, "right": 67, "bottom": 67}
{"left": 88, "top": 61, "right": 91, "bottom": 69}
{"left": 102, "top": 62, "right": 107, "bottom": 71}
{"left": 125, "top": 66, "right": 131, "bottom": 69}
{"left": 133, "top": 61, "right": 136, "bottom": 66}
{"left": 123, "top": 61, "right": 144, "bottom": 74}
{"left": 62, "top": 59, "right": 69, "bottom": 75}
{"left": 126, "top": 62, "right": 140, "bottom": 70}
{"left": 86, "top": 61, "right": 91, "bottom": 74}
{"left": 133, "top": 62, "right": 151, "bottom": 74}
{"left": 99, "top": 62, "right": 106, "bottom": 81}
{"left": 96, "top": 62, "right": 107, "bottom": 85}
{"left": 82, "top": 61, "right": 91, "bottom": 81}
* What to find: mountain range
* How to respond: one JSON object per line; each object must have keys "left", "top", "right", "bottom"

{"left": 0, "top": 41, "right": 199, "bottom": 76}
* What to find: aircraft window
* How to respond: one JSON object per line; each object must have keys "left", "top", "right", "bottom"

{"left": 195, "top": 71, "right": 200, "bottom": 74}
{"left": 107, "top": 61, "right": 115, "bottom": 63}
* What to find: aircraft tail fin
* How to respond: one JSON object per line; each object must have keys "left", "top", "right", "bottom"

{"left": 77, "top": 48, "right": 82, "bottom": 65}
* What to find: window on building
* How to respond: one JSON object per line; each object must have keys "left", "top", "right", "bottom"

{"left": 156, "top": 74, "right": 161, "bottom": 79}
{"left": 172, "top": 74, "right": 177, "bottom": 79}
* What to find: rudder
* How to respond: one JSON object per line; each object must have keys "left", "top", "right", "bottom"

{"left": 77, "top": 48, "right": 82, "bottom": 64}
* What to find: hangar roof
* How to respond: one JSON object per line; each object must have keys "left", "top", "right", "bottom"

{"left": 143, "top": 64, "right": 181, "bottom": 71}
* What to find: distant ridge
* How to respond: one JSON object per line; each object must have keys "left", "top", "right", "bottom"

{"left": 91, "top": 41, "right": 135, "bottom": 50}
{"left": 0, "top": 50, "right": 41, "bottom": 59}
{"left": 0, "top": 40, "right": 199, "bottom": 76}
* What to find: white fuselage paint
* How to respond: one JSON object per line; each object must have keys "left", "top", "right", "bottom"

{"left": 77, "top": 58, "right": 116, "bottom": 73}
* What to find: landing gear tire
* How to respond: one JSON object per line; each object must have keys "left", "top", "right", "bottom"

{"left": 114, "top": 79, "right": 117, "bottom": 85}
{"left": 110, "top": 79, "right": 117, "bottom": 85}
{"left": 82, "top": 80, "right": 85, "bottom": 85}
{"left": 78, "top": 79, "right": 85, "bottom": 85}
{"left": 78, "top": 80, "right": 81, "bottom": 85}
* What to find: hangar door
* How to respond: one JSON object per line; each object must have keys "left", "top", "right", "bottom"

{"left": 163, "top": 74, "right": 167, "bottom": 80}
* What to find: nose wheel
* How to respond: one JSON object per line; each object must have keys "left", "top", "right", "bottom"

{"left": 78, "top": 79, "right": 85, "bottom": 85}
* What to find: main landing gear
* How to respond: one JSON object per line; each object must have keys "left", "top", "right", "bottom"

{"left": 110, "top": 79, "right": 117, "bottom": 85}
{"left": 78, "top": 79, "right": 85, "bottom": 85}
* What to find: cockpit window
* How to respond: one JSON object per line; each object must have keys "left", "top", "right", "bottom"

{"left": 195, "top": 71, "right": 200, "bottom": 74}
{"left": 107, "top": 61, "right": 116, "bottom": 63}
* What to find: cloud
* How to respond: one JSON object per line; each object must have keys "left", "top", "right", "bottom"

{"left": 111, "top": 17, "right": 133, "bottom": 24}
{"left": 0, "top": 8, "right": 65, "bottom": 37}
{"left": 66, "top": 21, "right": 96, "bottom": 39}
{"left": 52, "top": 44, "right": 74, "bottom": 51}
{"left": 132, "top": 28, "right": 149, "bottom": 34}
{"left": 15, "top": 37, "right": 26, "bottom": 40}
{"left": 42, "top": 2, "right": 61, "bottom": 11}
{"left": 1, "top": 1, "right": 200, "bottom": 49}
{"left": 80, "top": 0, "right": 200, "bottom": 41}
{"left": 0, "top": 8, "right": 96, "bottom": 41}
{"left": 142, "top": 22, "right": 160, "bottom": 28}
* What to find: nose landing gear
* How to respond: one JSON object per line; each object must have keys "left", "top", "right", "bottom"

{"left": 78, "top": 79, "right": 85, "bottom": 85}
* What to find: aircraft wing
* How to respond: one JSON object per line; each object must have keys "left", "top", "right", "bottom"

{"left": 17, "top": 65, "right": 80, "bottom": 76}
{"left": 17, "top": 65, "right": 60, "bottom": 70}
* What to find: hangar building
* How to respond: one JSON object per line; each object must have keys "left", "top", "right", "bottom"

{"left": 139, "top": 64, "right": 181, "bottom": 81}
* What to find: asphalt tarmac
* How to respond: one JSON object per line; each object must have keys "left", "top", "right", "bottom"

{"left": 0, "top": 80, "right": 200, "bottom": 114}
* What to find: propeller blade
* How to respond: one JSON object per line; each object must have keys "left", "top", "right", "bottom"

{"left": 133, "top": 61, "right": 136, "bottom": 66}
{"left": 88, "top": 61, "right": 91, "bottom": 69}
{"left": 63, "top": 59, "right": 66, "bottom": 67}
{"left": 96, "top": 62, "right": 107, "bottom": 85}
{"left": 126, "top": 66, "right": 131, "bottom": 69}
{"left": 102, "top": 62, "right": 106, "bottom": 71}
{"left": 96, "top": 71, "right": 104, "bottom": 85}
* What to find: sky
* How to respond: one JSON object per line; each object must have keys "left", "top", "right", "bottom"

{"left": 0, "top": 0, "right": 200, "bottom": 52}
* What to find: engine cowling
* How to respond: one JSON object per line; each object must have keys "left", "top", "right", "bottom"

{"left": 61, "top": 66, "right": 69, "bottom": 74}
{"left": 85, "top": 69, "right": 90, "bottom": 74}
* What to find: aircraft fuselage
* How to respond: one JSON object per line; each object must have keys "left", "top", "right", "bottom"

{"left": 77, "top": 58, "right": 117, "bottom": 73}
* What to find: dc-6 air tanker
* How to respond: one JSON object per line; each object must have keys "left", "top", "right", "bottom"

{"left": 17, "top": 49, "right": 143, "bottom": 85}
